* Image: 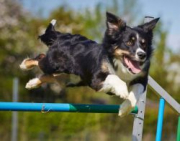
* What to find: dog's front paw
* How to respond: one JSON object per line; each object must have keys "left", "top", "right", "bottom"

{"left": 108, "top": 75, "right": 129, "bottom": 99}
{"left": 112, "top": 78, "right": 129, "bottom": 99}
{"left": 99, "top": 75, "right": 129, "bottom": 99}
{"left": 118, "top": 99, "right": 132, "bottom": 117}
{"left": 25, "top": 78, "right": 41, "bottom": 89}
{"left": 114, "top": 85, "right": 129, "bottom": 99}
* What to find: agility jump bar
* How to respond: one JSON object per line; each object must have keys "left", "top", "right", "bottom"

{"left": 0, "top": 102, "right": 138, "bottom": 114}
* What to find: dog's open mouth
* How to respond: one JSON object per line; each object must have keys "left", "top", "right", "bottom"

{"left": 123, "top": 56, "right": 141, "bottom": 74}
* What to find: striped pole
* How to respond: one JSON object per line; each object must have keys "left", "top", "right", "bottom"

{"left": 156, "top": 98, "right": 165, "bottom": 141}
{"left": 0, "top": 102, "right": 138, "bottom": 114}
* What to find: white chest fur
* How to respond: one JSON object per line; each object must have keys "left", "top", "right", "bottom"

{"left": 113, "top": 58, "right": 142, "bottom": 82}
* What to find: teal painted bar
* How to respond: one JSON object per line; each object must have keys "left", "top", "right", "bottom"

{"left": 156, "top": 98, "right": 165, "bottom": 141}
{"left": 0, "top": 102, "right": 138, "bottom": 114}
{"left": 177, "top": 116, "right": 180, "bottom": 141}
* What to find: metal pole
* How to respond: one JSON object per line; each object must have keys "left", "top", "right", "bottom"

{"left": 0, "top": 102, "right": 138, "bottom": 114}
{"left": 132, "top": 91, "right": 147, "bottom": 141}
{"left": 156, "top": 98, "right": 165, "bottom": 141}
{"left": 148, "top": 76, "right": 180, "bottom": 114}
{"left": 11, "top": 78, "right": 19, "bottom": 141}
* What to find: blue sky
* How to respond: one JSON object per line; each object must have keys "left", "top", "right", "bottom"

{"left": 21, "top": 0, "right": 180, "bottom": 51}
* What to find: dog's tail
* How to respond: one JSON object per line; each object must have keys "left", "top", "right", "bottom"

{"left": 39, "top": 19, "right": 58, "bottom": 46}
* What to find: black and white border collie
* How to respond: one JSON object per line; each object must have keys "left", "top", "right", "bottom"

{"left": 20, "top": 12, "right": 159, "bottom": 117}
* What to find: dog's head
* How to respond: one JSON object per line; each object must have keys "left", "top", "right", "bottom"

{"left": 103, "top": 12, "right": 159, "bottom": 74}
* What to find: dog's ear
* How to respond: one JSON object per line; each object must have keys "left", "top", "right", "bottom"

{"left": 39, "top": 19, "right": 57, "bottom": 46}
{"left": 45, "top": 19, "right": 56, "bottom": 33}
{"left": 140, "top": 18, "right": 160, "bottom": 32}
{"left": 106, "top": 12, "right": 126, "bottom": 33}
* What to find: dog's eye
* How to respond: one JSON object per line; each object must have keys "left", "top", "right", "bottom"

{"left": 141, "top": 39, "right": 146, "bottom": 47}
{"left": 132, "top": 37, "right": 136, "bottom": 41}
{"left": 141, "top": 39, "right": 145, "bottom": 44}
{"left": 126, "top": 41, "right": 133, "bottom": 46}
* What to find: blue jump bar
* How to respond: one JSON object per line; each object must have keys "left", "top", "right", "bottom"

{"left": 0, "top": 102, "right": 138, "bottom": 114}
{"left": 156, "top": 98, "right": 165, "bottom": 141}
{"left": 0, "top": 102, "right": 70, "bottom": 112}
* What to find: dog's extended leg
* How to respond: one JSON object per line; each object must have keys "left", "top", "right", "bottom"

{"left": 118, "top": 83, "right": 144, "bottom": 117}
{"left": 20, "top": 54, "right": 45, "bottom": 70}
{"left": 25, "top": 74, "right": 56, "bottom": 89}
{"left": 99, "top": 74, "right": 129, "bottom": 99}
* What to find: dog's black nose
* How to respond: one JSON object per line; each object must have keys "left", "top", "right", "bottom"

{"left": 137, "top": 52, "right": 146, "bottom": 60}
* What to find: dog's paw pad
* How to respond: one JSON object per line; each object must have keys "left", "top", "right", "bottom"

{"left": 25, "top": 78, "right": 41, "bottom": 89}
{"left": 19, "top": 58, "right": 32, "bottom": 71}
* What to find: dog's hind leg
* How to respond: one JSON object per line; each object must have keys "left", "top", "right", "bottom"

{"left": 20, "top": 54, "right": 45, "bottom": 71}
{"left": 25, "top": 74, "right": 56, "bottom": 89}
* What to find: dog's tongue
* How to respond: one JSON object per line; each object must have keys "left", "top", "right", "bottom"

{"left": 124, "top": 56, "right": 141, "bottom": 74}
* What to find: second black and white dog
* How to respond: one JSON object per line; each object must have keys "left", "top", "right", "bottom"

{"left": 20, "top": 12, "right": 159, "bottom": 117}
